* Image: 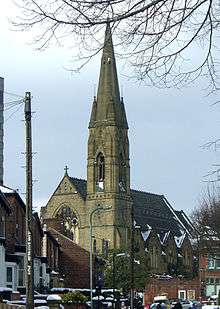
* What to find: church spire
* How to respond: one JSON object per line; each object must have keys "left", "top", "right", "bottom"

{"left": 89, "top": 22, "right": 128, "bottom": 129}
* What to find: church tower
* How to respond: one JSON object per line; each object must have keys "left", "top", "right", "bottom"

{"left": 86, "top": 23, "right": 132, "bottom": 251}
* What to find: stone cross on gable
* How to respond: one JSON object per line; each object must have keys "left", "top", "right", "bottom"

{"left": 64, "top": 165, "right": 69, "bottom": 175}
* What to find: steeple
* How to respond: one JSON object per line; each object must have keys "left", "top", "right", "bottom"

{"left": 89, "top": 22, "right": 128, "bottom": 129}
{"left": 87, "top": 21, "right": 130, "bottom": 196}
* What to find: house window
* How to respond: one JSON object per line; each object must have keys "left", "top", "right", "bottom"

{"left": 210, "top": 278, "right": 215, "bottom": 284}
{"left": 39, "top": 265, "right": 43, "bottom": 288}
{"left": 39, "top": 265, "right": 43, "bottom": 277}
{"left": 6, "top": 267, "right": 13, "bottom": 288}
{"left": 216, "top": 278, "right": 220, "bottom": 284}
{"left": 18, "top": 256, "right": 25, "bottom": 287}
{"left": 216, "top": 259, "right": 220, "bottom": 269}
{"left": 178, "top": 290, "right": 186, "bottom": 300}
{"left": 187, "top": 290, "right": 195, "bottom": 300}
{"left": 208, "top": 258, "right": 215, "bottom": 269}
{"left": 15, "top": 224, "right": 19, "bottom": 238}
{"left": 0, "top": 216, "right": 5, "bottom": 238}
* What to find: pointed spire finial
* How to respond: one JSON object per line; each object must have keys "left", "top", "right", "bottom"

{"left": 64, "top": 165, "right": 69, "bottom": 176}
{"left": 89, "top": 21, "right": 128, "bottom": 129}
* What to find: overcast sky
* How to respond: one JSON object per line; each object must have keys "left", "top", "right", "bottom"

{"left": 1, "top": 2, "right": 220, "bottom": 215}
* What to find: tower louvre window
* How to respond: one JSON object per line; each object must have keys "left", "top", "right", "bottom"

{"left": 97, "top": 153, "right": 105, "bottom": 182}
{"left": 119, "top": 153, "right": 126, "bottom": 192}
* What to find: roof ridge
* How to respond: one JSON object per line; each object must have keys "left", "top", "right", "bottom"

{"left": 70, "top": 177, "right": 87, "bottom": 182}
{"left": 0, "top": 184, "right": 15, "bottom": 192}
{"left": 131, "top": 188, "right": 163, "bottom": 197}
{"left": 48, "top": 227, "right": 89, "bottom": 254}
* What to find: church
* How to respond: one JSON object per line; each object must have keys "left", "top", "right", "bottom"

{"left": 41, "top": 23, "right": 195, "bottom": 283}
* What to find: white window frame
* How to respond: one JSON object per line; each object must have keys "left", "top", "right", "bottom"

{"left": 208, "top": 257, "right": 215, "bottom": 269}
{"left": 5, "top": 262, "right": 17, "bottom": 291}
{"left": 15, "top": 253, "right": 25, "bottom": 289}
{"left": 178, "top": 290, "right": 186, "bottom": 300}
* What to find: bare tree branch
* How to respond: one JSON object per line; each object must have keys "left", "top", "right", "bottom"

{"left": 11, "top": 0, "right": 220, "bottom": 88}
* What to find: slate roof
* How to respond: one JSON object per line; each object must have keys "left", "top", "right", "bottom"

{"left": 70, "top": 177, "right": 87, "bottom": 200}
{"left": 0, "top": 189, "right": 11, "bottom": 214}
{"left": 131, "top": 189, "right": 184, "bottom": 237}
{"left": 174, "top": 210, "right": 196, "bottom": 236}
{"left": 67, "top": 178, "right": 187, "bottom": 237}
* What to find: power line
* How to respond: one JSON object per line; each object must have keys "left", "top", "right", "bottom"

{"left": 5, "top": 103, "right": 23, "bottom": 122}
{"left": 4, "top": 91, "right": 24, "bottom": 99}
{"left": 3, "top": 100, "right": 24, "bottom": 112}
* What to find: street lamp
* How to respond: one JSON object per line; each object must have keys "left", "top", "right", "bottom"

{"left": 89, "top": 205, "right": 112, "bottom": 309}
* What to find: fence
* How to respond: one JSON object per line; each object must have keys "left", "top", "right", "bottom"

{"left": 0, "top": 305, "right": 25, "bottom": 309}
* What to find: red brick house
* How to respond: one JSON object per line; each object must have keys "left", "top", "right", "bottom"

{"left": 42, "top": 225, "right": 61, "bottom": 289}
{"left": 48, "top": 227, "right": 90, "bottom": 288}
{"left": 144, "top": 277, "right": 200, "bottom": 304}
{"left": 199, "top": 240, "right": 220, "bottom": 298}
{"left": 0, "top": 188, "right": 11, "bottom": 287}
{"left": 0, "top": 184, "right": 63, "bottom": 292}
{"left": 3, "top": 186, "right": 26, "bottom": 291}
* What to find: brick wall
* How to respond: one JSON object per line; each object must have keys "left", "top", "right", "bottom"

{"left": 49, "top": 228, "right": 90, "bottom": 288}
{"left": 33, "top": 214, "right": 43, "bottom": 257}
{"left": 144, "top": 277, "right": 200, "bottom": 304}
{"left": 5, "top": 195, "right": 25, "bottom": 254}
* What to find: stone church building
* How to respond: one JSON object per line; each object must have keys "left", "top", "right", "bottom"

{"left": 41, "top": 23, "right": 196, "bottom": 281}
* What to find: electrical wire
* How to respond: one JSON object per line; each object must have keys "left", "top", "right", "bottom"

{"left": 4, "top": 91, "right": 24, "bottom": 99}
{"left": 5, "top": 102, "right": 23, "bottom": 122}
{"left": 2, "top": 91, "right": 25, "bottom": 121}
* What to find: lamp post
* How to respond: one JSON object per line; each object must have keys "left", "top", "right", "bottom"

{"left": 90, "top": 205, "right": 112, "bottom": 309}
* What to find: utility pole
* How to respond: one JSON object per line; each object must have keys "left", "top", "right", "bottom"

{"left": 113, "top": 252, "right": 116, "bottom": 309}
{"left": 90, "top": 205, "right": 112, "bottom": 309}
{"left": 24, "top": 92, "right": 34, "bottom": 309}
{"left": 130, "top": 203, "right": 134, "bottom": 309}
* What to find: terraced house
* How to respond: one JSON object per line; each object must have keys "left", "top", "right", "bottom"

{"left": 0, "top": 184, "right": 61, "bottom": 292}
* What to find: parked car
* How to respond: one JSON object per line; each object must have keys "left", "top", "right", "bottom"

{"left": 151, "top": 296, "right": 170, "bottom": 309}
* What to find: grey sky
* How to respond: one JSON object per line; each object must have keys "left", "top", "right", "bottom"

{"left": 1, "top": 2, "right": 220, "bottom": 215}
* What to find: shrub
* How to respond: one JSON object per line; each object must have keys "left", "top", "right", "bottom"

{"left": 61, "top": 291, "right": 88, "bottom": 303}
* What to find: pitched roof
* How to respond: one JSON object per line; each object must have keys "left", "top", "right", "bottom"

{"left": 174, "top": 210, "right": 196, "bottom": 236}
{"left": 69, "top": 177, "right": 87, "bottom": 200}
{"left": 0, "top": 185, "right": 25, "bottom": 214}
{"left": 66, "top": 177, "right": 187, "bottom": 237}
{"left": 0, "top": 188, "right": 11, "bottom": 214}
{"left": 131, "top": 189, "right": 185, "bottom": 237}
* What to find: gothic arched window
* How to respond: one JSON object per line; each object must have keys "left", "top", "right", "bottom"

{"left": 96, "top": 153, "right": 105, "bottom": 191}
{"left": 56, "top": 206, "right": 79, "bottom": 243}
{"left": 119, "top": 153, "right": 126, "bottom": 192}
{"left": 97, "top": 153, "right": 105, "bottom": 181}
